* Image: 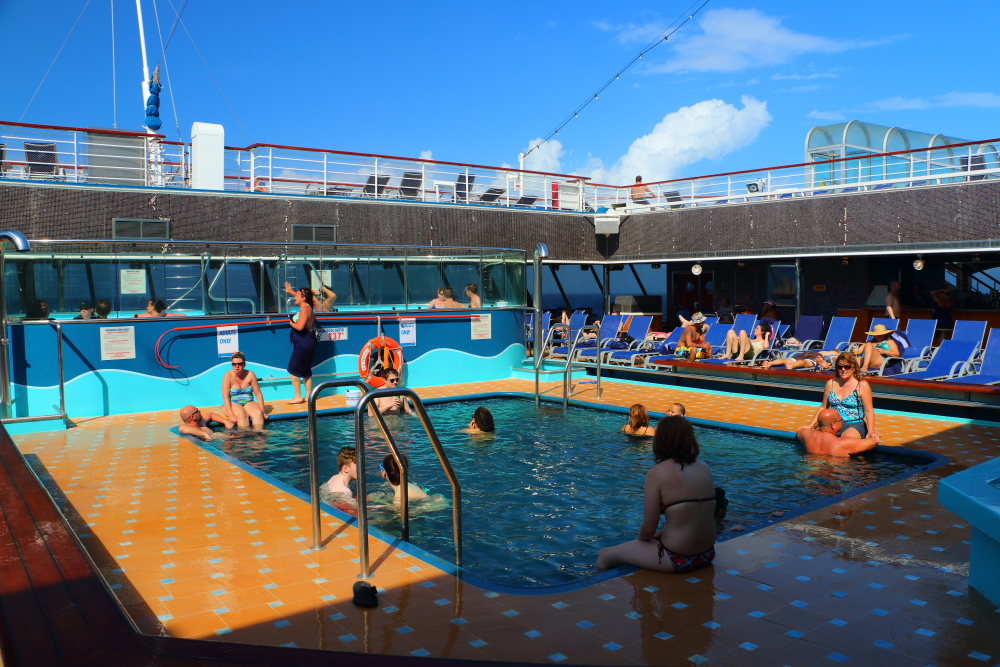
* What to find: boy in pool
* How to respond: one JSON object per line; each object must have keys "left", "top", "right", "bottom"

{"left": 324, "top": 446, "right": 358, "bottom": 497}
{"left": 380, "top": 454, "right": 428, "bottom": 504}
{"left": 667, "top": 403, "right": 686, "bottom": 417}
{"left": 462, "top": 406, "right": 495, "bottom": 434}
{"left": 178, "top": 405, "right": 234, "bottom": 441}
{"left": 369, "top": 369, "right": 414, "bottom": 416}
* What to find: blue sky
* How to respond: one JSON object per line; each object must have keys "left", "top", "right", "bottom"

{"left": 2, "top": 0, "right": 998, "bottom": 184}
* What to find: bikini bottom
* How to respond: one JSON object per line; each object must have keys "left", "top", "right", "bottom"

{"left": 656, "top": 542, "right": 716, "bottom": 573}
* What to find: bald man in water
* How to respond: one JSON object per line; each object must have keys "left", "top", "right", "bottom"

{"left": 178, "top": 405, "right": 234, "bottom": 441}
{"left": 797, "top": 408, "right": 881, "bottom": 457}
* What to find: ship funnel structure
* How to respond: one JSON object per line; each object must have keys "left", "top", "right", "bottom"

{"left": 144, "top": 66, "right": 163, "bottom": 132}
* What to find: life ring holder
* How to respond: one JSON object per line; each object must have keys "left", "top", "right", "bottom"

{"left": 358, "top": 335, "right": 404, "bottom": 387}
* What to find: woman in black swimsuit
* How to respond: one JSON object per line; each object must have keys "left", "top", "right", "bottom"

{"left": 597, "top": 416, "right": 718, "bottom": 574}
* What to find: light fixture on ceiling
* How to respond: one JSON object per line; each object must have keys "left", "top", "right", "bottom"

{"left": 651, "top": 263, "right": 661, "bottom": 269}
{"left": 913, "top": 256, "right": 925, "bottom": 271}
{"left": 841, "top": 257, "right": 850, "bottom": 266}
{"left": 692, "top": 263, "right": 703, "bottom": 276}
{"left": 737, "top": 260, "right": 746, "bottom": 267}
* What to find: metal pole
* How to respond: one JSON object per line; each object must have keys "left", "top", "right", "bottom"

{"left": 0, "top": 231, "right": 31, "bottom": 419}
{"left": 602, "top": 264, "right": 611, "bottom": 316}
{"left": 532, "top": 243, "right": 548, "bottom": 403}
{"left": 306, "top": 379, "right": 372, "bottom": 551}
{"left": 795, "top": 257, "right": 802, "bottom": 328}
{"left": 56, "top": 323, "right": 65, "bottom": 419}
{"left": 134, "top": 0, "right": 152, "bottom": 125}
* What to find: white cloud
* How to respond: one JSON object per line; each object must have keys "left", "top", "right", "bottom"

{"left": 654, "top": 8, "right": 895, "bottom": 73}
{"left": 592, "top": 96, "right": 771, "bottom": 185}
{"left": 772, "top": 72, "right": 839, "bottom": 80}
{"left": 808, "top": 110, "right": 846, "bottom": 121}
{"left": 521, "top": 138, "right": 564, "bottom": 173}
{"left": 866, "top": 91, "right": 1000, "bottom": 111}
{"left": 593, "top": 19, "right": 666, "bottom": 46}
{"left": 419, "top": 149, "right": 433, "bottom": 160}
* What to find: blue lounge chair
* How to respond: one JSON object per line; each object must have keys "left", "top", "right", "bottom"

{"left": 703, "top": 321, "right": 785, "bottom": 365}
{"left": 708, "top": 314, "right": 756, "bottom": 358}
{"left": 876, "top": 319, "right": 936, "bottom": 375}
{"left": 767, "top": 316, "right": 823, "bottom": 358}
{"left": 643, "top": 321, "right": 734, "bottom": 367}
{"left": 794, "top": 316, "right": 856, "bottom": 354}
{"left": 951, "top": 320, "right": 988, "bottom": 351}
{"left": 573, "top": 315, "right": 624, "bottom": 361}
{"left": 608, "top": 326, "right": 684, "bottom": 366}
{"left": 864, "top": 318, "right": 899, "bottom": 340}
{"left": 892, "top": 339, "right": 979, "bottom": 381}
{"left": 548, "top": 312, "right": 590, "bottom": 358}
{"left": 526, "top": 312, "right": 551, "bottom": 348}
{"left": 944, "top": 331, "right": 1000, "bottom": 385}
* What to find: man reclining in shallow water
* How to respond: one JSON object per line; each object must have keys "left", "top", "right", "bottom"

{"left": 796, "top": 408, "right": 880, "bottom": 457}
{"left": 178, "top": 405, "right": 234, "bottom": 441}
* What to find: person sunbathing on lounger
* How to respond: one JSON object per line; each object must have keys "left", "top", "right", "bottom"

{"left": 761, "top": 350, "right": 837, "bottom": 371}
{"left": 675, "top": 313, "right": 712, "bottom": 361}
{"left": 854, "top": 324, "right": 900, "bottom": 373}
{"left": 724, "top": 320, "right": 772, "bottom": 360}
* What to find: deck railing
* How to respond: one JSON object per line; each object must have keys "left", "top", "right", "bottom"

{"left": 2, "top": 120, "right": 998, "bottom": 213}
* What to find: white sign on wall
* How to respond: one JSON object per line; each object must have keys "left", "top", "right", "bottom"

{"left": 216, "top": 326, "right": 239, "bottom": 358}
{"left": 120, "top": 269, "right": 146, "bottom": 294}
{"left": 317, "top": 327, "right": 347, "bottom": 342}
{"left": 100, "top": 327, "right": 136, "bottom": 360}
{"left": 471, "top": 314, "right": 492, "bottom": 340}
{"left": 399, "top": 318, "right": 416, "bottom": 346}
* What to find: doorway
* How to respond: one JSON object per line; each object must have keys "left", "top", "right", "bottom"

{"left": 671, "top": 271, "right": 715, "bottom": 315}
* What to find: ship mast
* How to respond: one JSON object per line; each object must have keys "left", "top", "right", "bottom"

{"left": 134, "top": 0, "right": 164, "bottom": 185}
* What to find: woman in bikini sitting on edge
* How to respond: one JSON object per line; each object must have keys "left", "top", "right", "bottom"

{"left": 807, "top": 351, "right": 879, "bottom": 440}
{"left": 597, "top": 416, "right": 717, "bottom": 574}
{"left": 221, "top": 351, "right": 268, "bottom": 429}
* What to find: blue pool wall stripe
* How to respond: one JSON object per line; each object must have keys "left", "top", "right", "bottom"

{"left": 8, "top": 310, "right": 526, "bottom": 418}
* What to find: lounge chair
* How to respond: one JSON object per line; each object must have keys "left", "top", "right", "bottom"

{"left": 361, "top": 174, "right": 390, "bottom": 197}
{"left": 766, "top": 315, "right": 823, "bottom": 358}
{"left": 514, "top": 196, "right": 538, "bottom": 207}
{"left": 663, "top": 190, "right": 684, "bottom": 209}
{"left": 891, "top": 339, "right": 979, "bottom": 381}
{"left": 644, "top": 321, "right": 735, "bottom": 367}
{"left": 950, "top": 320, "right": 988, "bottom": 351}
{"left": 872, "top": 183, "right": 894, "bottom": 190}
{"left": 607, "top": 326, "right": 684, "bottom": 366}
{"left": 578, "top": 315, "right": 652, "bottom": 363}
{"left": 703, "top": 321, "right": 785, "bottom": 366}
{"left": 572, "top": 315, "right": 624, "bottom": 361}
{"left": 24, "top": 142, "right": 60, "bottom": 178}
{"left": 864, "top": 318, "right": 899, "bottom": 340}
{"left": 548, "top": 312, "right": 589, "bottom": 359}
{"left": 944, "top": 331, "right": 1000, "bottom": 385}
{"left": 709, "top": 314, "right": 756, "bottom": 358}
{"left": 478, "top": 188, "right": 505, "bottom": 204}
{"left": 455, "top": 174, "right": 476, "bottom": 203}
{"left": 791, "top": 316, "right": 856, "bottom": 354}
{"left": 396, "top": 172, "right": 423, "bottom": 200}
{"left": 875, "top": 319, "right": 936, "bottom": 376}
{"left": 525, "top": 312, "right": 552, "bottom": 351}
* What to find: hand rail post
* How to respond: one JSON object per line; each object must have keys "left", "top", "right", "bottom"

{"left": 306, "top": 379, "right": 372, "bottom": 551}
{"left": 55, "top": 322, "right": 65, "bottom": 420}
{"left": 0, "top": 231, "right": 31, "bottom": 419}
{"left": 564, "top": 325, "right": 599, "bottom": 409}
{"left": 353, "top": 387, "right": 463, "bottom": 576}
{"left": 535, "top": 323, "right": 568, "bottom": 407}
{"left": 532, "top": 243, "right": 548, "bottom": 379}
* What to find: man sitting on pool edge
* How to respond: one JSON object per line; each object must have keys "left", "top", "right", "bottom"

{"left": 178, "top": 405, "right": 234, "bottom": 440}
{"left": 797, "top": 408, "right": 881, "bottom": 457}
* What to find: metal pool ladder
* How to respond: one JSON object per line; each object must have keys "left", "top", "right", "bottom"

{"left": 306, "top": 379, "right": 463, "bottom": 580}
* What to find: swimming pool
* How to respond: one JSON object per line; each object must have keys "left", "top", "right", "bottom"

{"left": 211, "top": 397, "right": 933, "bottom": 587}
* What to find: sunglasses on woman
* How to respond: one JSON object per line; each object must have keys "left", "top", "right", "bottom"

{"left": 836, "top": 364, "right": 853, "bottom": 371}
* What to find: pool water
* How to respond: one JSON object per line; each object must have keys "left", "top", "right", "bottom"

{"left": 213, "top": 398, "right": 926, "bottom": 587}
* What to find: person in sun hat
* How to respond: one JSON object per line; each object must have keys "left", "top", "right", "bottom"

{"left": 675, "top": 312, "right": 712, "bottom": 362}
{"left": 853, "top": 323, "right": 900, "bottom": 374}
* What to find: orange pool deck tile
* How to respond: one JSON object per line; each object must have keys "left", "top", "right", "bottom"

{"left": 12, "top": 377, "right": 1000, "bottom": 665}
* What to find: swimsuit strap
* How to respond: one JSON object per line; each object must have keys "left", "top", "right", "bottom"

{"left": 660, "top": 496, "right": 717, "bottom": 511}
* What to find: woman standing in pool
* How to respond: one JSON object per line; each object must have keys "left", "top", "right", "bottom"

{"left": 287, "top": 287, "right": 317, "bottom": 405}
{"left": 597, "top": 416, "right": 717, "bottom": 574}
{"left": 221, "top": 351, "right": 267, "bottom": 429}
{"left": 620, "top": 404, "right": 655, "bottom": 436}
{"left": 807, "top": 351, "right": 879, "bottom": 440}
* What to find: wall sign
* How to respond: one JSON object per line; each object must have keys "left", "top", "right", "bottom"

{"left": 120, "top": 269, "right": 146, "bottom": 295}
{"left": 216, "top": 326, "right": 239, "bottom": 358}
{"left": 399, "top": 318, "right": 416, "bottom": 346}
{"left": 317, "top": 327, "right": 347, "bottom": 342}
{"left": 100, "top": 327, "right": 136, "bottom": 360}
{"left": 471, "top": 314, "right": 492, "bottom": 340}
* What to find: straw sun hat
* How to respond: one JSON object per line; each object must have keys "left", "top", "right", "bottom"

{"left": 865, "top": 324, "right": 895, "bottom": 336}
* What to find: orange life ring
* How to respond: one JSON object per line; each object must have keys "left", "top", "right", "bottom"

{"left": 358, "top": 335, "right": 404, "bottom": 387}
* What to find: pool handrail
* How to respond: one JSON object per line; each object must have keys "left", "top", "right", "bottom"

{"left": 306, "top": 379, "right": 414, "bottom": 557}
{"left": 535, "top": 323, "right": 570, "bottom": 407}
{"left": 353, "top": 387, "right": 463, "bottom": 579}
{"left": 563, "top": 324, "right": 602, "bottom": 409}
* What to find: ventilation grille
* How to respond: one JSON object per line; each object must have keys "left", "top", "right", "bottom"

{"left": 112, "top": 218, "right": 170, "bottom": 239}
{"left": 291, "top": 224, "right": 337, "bottom": 243}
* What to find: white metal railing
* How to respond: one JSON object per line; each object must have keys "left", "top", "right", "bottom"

{"left": 2, "top": 120, "right": 998, "bottom": 213}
